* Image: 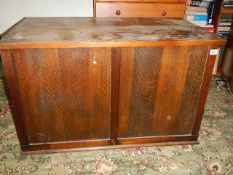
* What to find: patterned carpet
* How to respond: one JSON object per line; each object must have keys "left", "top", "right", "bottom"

{"left": 0, "top": 78, "right": 233, "bottom": 175}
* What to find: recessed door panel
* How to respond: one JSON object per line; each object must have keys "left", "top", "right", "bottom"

{"left": 12, "top": 48, "right": 111, "bottom": 143}
{"left": 118, "top": 46, "right": 208, "bottom": 138}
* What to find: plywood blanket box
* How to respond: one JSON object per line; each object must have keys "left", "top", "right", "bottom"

{"left": 0, "top": 17, "right": 225, "bottom": 154}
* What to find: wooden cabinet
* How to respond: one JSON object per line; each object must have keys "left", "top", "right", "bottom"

{"left": 0, "top": 17, "right": 225, "bottom": 154}
{"left": 94, "top": 0, "right": 187, "bottom": 18}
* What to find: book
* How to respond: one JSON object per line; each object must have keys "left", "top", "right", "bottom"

{"left": 189, "top": 20, "right": 214, "bottom": 28}
{"left": 224, "top": 4, "right": 233, "bottom": 7}
{"left": 186, "top": 11, "right": 207, "bottom": 15}
{"left": 187, "top": 6, "right": 207, "bottom": 12}
{"left": 217, "top": 31, "right": 231, "bottom": 38}
{"left": 186, "top": 15, "right": 208, "bottom": 20}
{"left": 220, "top": 15, "right": 233, "bottom": 20}
{"left": 207, "top": 0, "right": 217, "bottom": 24}
{"left": 190, "top": 0, "right": 212, "bottom": 8}
{"left": 218, "top": 17, "right": 232, "bottom": 33}
{"left": 219, "top": 22, "right": 232, "bottom": 26}
{"left": 199, "top": 24, "right": 215, "bottom": 28}
{"left": 189, "top": 20, "right": 207, "bottom": 26}
{"left": 190, "top": 0, "right": 202, "bottom": 6}
{"left": 218, "top": 26, "right": 231, "bottom": 31}
{"left": 205, "top": 27, "right": 215, "bottom": 32}
{"left": 224, "top": 0, "right": 233, "bottom": 7}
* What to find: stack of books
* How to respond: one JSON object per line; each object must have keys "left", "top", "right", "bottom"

{"left": 217, "top": 1, "right": 233, "bottom": 38}
{"left": 224, "top": 0, "right": 233, "bottom": 7}
{"left": 190, "top": 0, "right": 212, "bottom": 7}
{"left": 217, "top": 15, "right": 233, "bottom": 38}
{"left": 186, "top": 0, "right": 215, "bottom": 32}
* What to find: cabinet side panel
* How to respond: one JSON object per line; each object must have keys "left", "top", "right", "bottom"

{"left": 12, "top": 48, "right": 111, "bottom": 143}
{"left": 0, "top": 50, "right": 29, "bottom": 147}
{"left": 192, "top": 46, "right": 216, "bottom": 135}
{"left": 177, "top": 46, "right": 208, "bottom": 134}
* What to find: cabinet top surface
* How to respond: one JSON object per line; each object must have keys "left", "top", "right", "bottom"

{"left": 0, "top": 17, "right": 225, "bottom": 48}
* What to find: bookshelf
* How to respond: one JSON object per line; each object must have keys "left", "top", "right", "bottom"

{"left": 212, "top": 0, "right": 233, "bottom": 93}
{"left": 222, "top": 7, "right": 233, "bottom": 14}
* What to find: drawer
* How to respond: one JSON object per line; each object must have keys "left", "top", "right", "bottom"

{"left": 143, "top": 0, "right": 186, "bottom": 2}
{"left": 96, "top": 0, "right": 140, "bottom": 2}
{"left": 96, "top": 0, "right": 186, "bottom": 2}
{"left": 96, "top": 3, "right": 186, "bottom": 18}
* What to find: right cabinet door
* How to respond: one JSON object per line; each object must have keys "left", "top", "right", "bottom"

{"left": 117, "top": 46, "right": 208, "bottom": 139}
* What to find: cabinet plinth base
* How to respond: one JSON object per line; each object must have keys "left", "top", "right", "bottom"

{"left": 21, "top": 136, "right": 199, "bottom": 155}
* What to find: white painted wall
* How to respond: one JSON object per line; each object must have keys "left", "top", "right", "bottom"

{"left": 0, "top": 0, "right": 93, "bottom": 34}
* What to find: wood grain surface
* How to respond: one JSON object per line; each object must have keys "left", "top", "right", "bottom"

{"left": 0, "top": 17, "right": 226, "bottom": 153}
{"left": 11, "top": 48, "right": 111, "bottom": 143}
{"left": 0, "top": 18, "right": 225, "bottom": 49}
{"left": 192, "top": 47, "right": 218, "bottom": 135}
{"left": 143, "top": 0, "right": 186, "bottom": 2}
{"left": 117, "top": 46, "right": 209, "bottom": 138}
{"left": 96, "top": 0, "right": 140, "bottom": 2}
{"left": 0, "top": 45, "right": 222, "bottom": 152}
{"left": 0, "top": 50, "right": 29, "bottom": 147}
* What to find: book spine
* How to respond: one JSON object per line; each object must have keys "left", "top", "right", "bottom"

{"left": 207, "top": 0, "right": 216, "bottom": 24}
{"left": 217, "top": 26, "right": 231, "bottom": 31}
{"left": 186, "top": 15, "right": 208, "bottom": 20}
{"left": 205, "top": 27, "right": 215, "bottom": 32}
{"left": 219, "top": 22, "right": 232, "bottom": 26}
{"left": 217, "top": 31, "right": 231, "bottom": 38}
{"left": 190, "top": 0, "right": 211, "bottom": 8}
{"left": 223, "top": 1, "right": 233, "bottom": 6}
{"left": 189, "top": 20, "right": 207, "bottom": 25}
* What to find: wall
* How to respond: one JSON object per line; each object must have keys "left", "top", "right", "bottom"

{"left": 0, "top": 0, "right": 93, "bottom": 34}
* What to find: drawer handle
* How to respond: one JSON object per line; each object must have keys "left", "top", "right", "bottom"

{"left": 116, "top": 10, "right": 121, "bottom": 16}
{"left": 161, "top": 11, "right": 167, "bottom": 16}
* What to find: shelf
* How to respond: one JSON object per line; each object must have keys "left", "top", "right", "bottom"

{"left": 222, "top": 7, "right": 233, "bottom": 14}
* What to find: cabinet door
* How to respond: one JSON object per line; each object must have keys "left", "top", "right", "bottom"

{"left": 11, "top": 48, "right": 111, "bottom": 144}
{"left": 117, "top": 46, "right": 208, "bottom": 139}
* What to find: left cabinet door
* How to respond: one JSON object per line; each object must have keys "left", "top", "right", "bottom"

{"left": 9, "top": 48, "right": 111, "bottom": 145}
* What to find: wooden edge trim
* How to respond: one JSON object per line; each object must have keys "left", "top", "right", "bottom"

{"left": 22, "top": 140, "right": 112, "bottom": 153}
{"left": 192, "top": 46, "right": 218, "bottom": 135}
{"left": 230, "top": 79, "right": 233, "bottom": 93}
{"left": 93, "top": 0, "right": 96, "bottom": 17}
{"left": 0, "top": 50, "right": 29, "bottom": 147}
{"left": 110, "top": 48, "right": 121, "bottom": 140}
{"left": 21, "top": 135, "right": 198, "bottom": 155}
{"left": 0, "top": 40, "right": 226, "bottom": 49}
{"left": 117, "top": 135, "right": 198, "bottom": 144}
{"left": 22, "top": 141, "right": 199, "bottom": 155}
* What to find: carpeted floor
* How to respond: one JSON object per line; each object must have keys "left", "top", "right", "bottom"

{"left": 0, "top": 77, "right": 233, "bottom": 175}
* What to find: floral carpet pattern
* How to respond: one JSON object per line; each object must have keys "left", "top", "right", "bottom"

{"left": 0, "top": 78, "right": 233, "bottom": 175}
